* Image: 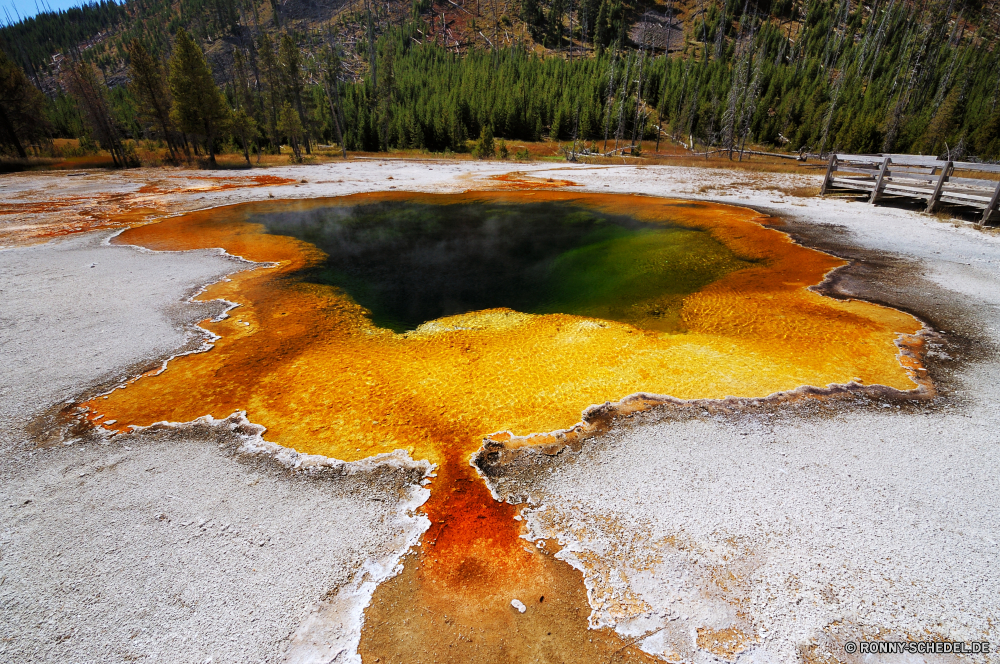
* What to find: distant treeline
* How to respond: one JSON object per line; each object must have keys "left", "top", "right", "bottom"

{"left": 0, "top": 0, "right": 124, "bottom": 76}
{"left": 2, "top": 0, "right": 1000, "bottom": 163}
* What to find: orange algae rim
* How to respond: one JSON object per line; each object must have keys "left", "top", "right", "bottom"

{"left": 80, "top": 190, "right": 926, "bottom": 466}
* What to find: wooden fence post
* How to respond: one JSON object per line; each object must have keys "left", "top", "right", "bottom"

{"left": 926, "top": 161, "right": 954, "bottom": 213}
{"left": 869, "top": 156, "right": 891, "bottom": 204}
{"left": 979, "top": 179, "right": 1000, "bottom": 229}
{"left": 820, "top": 154, "right": 837, "bottom": 196}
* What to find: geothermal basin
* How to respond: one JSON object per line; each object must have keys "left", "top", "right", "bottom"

{"left": 1, "top": 162, "right": 997, "bottom": 664}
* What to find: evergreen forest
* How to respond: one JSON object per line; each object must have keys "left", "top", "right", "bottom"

{"left": 1, "top": 0, "right": 999, "bottom": 164}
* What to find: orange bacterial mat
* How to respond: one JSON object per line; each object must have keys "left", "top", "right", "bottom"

{"left": 80, "top": 190, "right": 924, "bottom": 662}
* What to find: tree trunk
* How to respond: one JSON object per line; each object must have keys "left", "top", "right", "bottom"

{"left": 239, "top": 132, "right": 251, "bottom": 164}
{"left": 296, "top": 94, "right": 311, "bottom": 154}
{"left": 206, "top": 122, "right": 217, "bottom": 166}
{"left": 631, "top": 47, "right": 646, "bottom": 149}
{"left": 323, "top": 80, "right": 348, "bottom": 158}
{"left": 0, "top": 105, "right": 28, "bottom": 159}
{"left": 365, "top": 0, "right": 377, "bottom": 90}
{"left": 156, "top": 111, "right": 177, "bottom": 160}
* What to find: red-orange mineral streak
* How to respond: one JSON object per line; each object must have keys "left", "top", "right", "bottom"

{"left": 1, "top": 174, "right": 296, "bottom": 248}
{"left": 137, "top": 174, "right": 297, "bottom": 195}
{"left": 80, "top": 191, "right": 924, "bottom": 661}
{"left": 488, "top": 171, "right": 581, "bottom": 189}
{"left": 0, "top": 198, "right": 164, "bottom": 246}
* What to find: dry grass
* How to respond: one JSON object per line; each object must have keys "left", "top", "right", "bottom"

{"left": 952, "top": 167, "right": 1000, "bottom": 182}
{"left": 929, "top": 210, "right": 959, "bottom": 223}
{"left": 8, "top": 138, "right": 828, "bottom": 178}
{"left": 634, "top": 154, "right": 826, "bottom": 175}
{"left": 753, "top": 182, "right": 823, "bottom": 198}
{"left": 781, "top": 185, "right": 822, "bottom": 197}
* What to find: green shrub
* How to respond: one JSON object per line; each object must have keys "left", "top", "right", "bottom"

{"left": 473, "top": 125, "right": 495, "bottom": 159}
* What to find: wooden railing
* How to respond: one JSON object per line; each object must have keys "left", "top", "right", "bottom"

{"left": 820, "top": 153, "right": 1000, "bottom": 228}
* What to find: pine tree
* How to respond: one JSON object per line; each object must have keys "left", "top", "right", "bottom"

{"left": 257, "top": 34, "right": 283, "bottom": 150}
{"left": 230, "top": 107, "right": 258, "bottom": 164}
{"left": 0, "top": 48, "right": 48, "bottom": 159}
{"left": 319, "top": 43, "right": 348, "bottom": 158}
{"left": 9, "top": 0, "right": 1000, "bottom": 161}
{"left": 66, "top": 60, "right": 130, "bottom": 167}
{"left": 521, "top": 0, "right": 545, "bottom": 42}
{"left": 168, "top": 28, "right": 229, "bottom": 166}
{"left": 231, "top": 49, "right": 260, "bottom": 128}
{"left": 594, "top": 0, "right": 623, "bottom": 48}
{"left": 376, "top": 41, "right": 397, "bottom": 150}
{"left": 473, "top": 123, "right": 495, "bottom": 158}
{"left": 546, "top": 0, "right": 565, "bottom": 49}
{"left": 279, "top": 34, "right": 311, "bottom": 154}
{"left": 278, "top": 100, "right": 303, "bottom": 161}
{"left": 127, "top": 38, "right": 179, "bottom": 160}
{"left": 919, "top": 85, "right": 963, "bottom": 157}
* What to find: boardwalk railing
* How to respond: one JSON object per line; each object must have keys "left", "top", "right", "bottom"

{"left": 820, "top": 153, "right": 1000, "bottom": 227}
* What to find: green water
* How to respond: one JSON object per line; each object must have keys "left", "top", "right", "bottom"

{"left": 254, "top": 199, "right": 754, "bottom": 333}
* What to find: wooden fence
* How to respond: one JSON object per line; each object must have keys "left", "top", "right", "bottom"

{"left": 820, "top": 153, "right": 1000, "bottom": 227}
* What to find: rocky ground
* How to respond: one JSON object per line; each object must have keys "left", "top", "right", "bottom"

{"left": 1, "top": 159, "right": 997, "bottom": 663}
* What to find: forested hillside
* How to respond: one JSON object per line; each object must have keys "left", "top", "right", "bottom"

{"left": 1, "top": 0, "right": 999, "bottom": 164}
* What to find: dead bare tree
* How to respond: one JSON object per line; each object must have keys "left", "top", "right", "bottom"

{"left": 568, "top": 0, "right": 574, "bottom": 59}
{"left": 66, "top": 59, "right": 129, "bottom": 167}
{"left": 820, "top": 0, "right": 850, "bottom": 71}
{"left": 738, "top": 24, "right": 763, "bottom": 159}
{"left": 602, "top": 46, "right": 619, "bottom": 153}
{"left": 721, "top": 12, "right": 753, "bottom": 157}
{"left": 319, "top": 39, "right": 349, "bottom": 158}
{"left": 713, "top": 0, "right": 728, "bottom": 59}
{"left": 663, "top": 0, "right": 675, "bottom": 54}
{"left": 863, "top": 0, "right": 897, "bottom": 85}
{"left": 787, "top": 0, "right": 810, "bottom": 69}
{"left": 613, "top": 52, "right": 632, "bottom": 151}
{"left": 630, "top": 16, "right": 649, "bottom": 152}
{"left": 364, "top": 0, "right": 378, "bottom": 88}
{"left": 930, "top": 13, "right": 966, "bottom": 113}
{"left": 884, "top": 13, "right": 931, "bottom": 152}
{"left": 818, "top": 0, "right": 852, "bottom": 155}
{"left": 571, "top": 101, "right": 580, "bottom": 159}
